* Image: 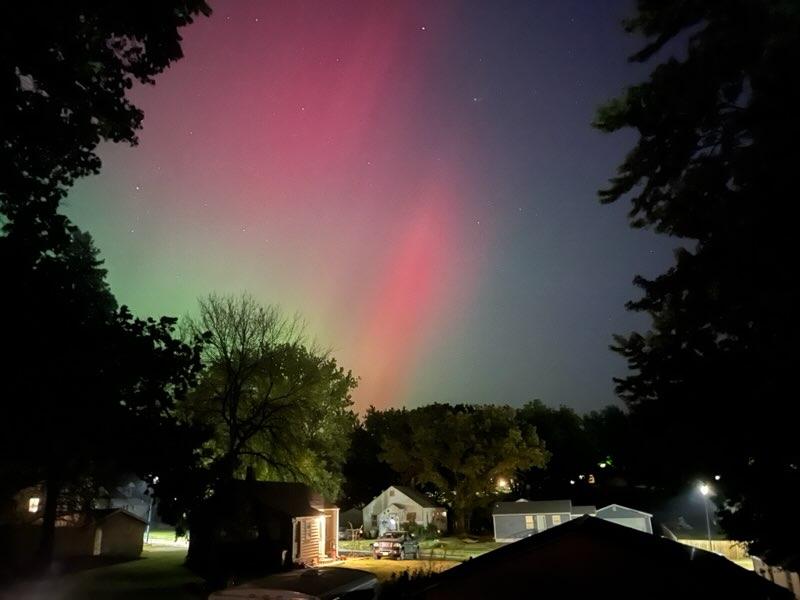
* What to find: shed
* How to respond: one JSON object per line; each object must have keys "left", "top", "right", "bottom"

{"left": 188, "top": 479, "right": 338, "bottom": 584}
{"left": 596, "top": 503, "right": 653, "bottom": 533}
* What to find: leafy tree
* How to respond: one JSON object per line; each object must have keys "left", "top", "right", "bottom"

{"left": 515, "top": 400, "right": 595, "bottom": 496}
{"left": 180, "top": 293, "right": 358, "bottom": 500}
{"left": 0, "top": 1, "right": 210, "bottom": 231}
{"left": 340, "top": 407, "right": 400, "bottom": 507}
{"left": 595, "top": 0, "right": 800, "bottom": 560}
{"left": 380, "top": 404, "right": 547, "bottom": 533}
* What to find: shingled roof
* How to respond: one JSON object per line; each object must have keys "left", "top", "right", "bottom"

{"left": 422, "top": 516, "right": 791, "bottom": 600}
{"left": 392, "top": 486, "right": 439, "bottom": 509}
{"left": 493, "top": 499, "right": 573, "bottom": 515}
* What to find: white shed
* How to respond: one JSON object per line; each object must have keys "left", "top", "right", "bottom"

{"left": 596, "top": 504, "right": 653, "bottom": 534}
{"left": 362, "top": 486, "right": 447, "bottom": 536}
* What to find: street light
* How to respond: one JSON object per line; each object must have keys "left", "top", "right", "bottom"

{"left": 698, "top": 482, "right": 712, "bottom": 551}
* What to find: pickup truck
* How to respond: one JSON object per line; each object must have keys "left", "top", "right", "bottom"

{"left": 372, "top": 531, "right": 420, "bottom": 560}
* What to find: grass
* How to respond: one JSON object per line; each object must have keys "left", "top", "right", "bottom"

{"left": 340, "top": 536, "right": 504, "bottom": 561}
{"left": 337, "top": 556, "right": 457, "bottom": 582}
{"left": 3, "top": 547, "right": 204, "bottom": 600}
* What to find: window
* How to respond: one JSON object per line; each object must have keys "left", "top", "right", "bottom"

{"left": 28, "top": 497, "right": 40, "bottom": 513}
{"left": 407, "top": 512, "right": 417, "bottom": 523}
{"left": 389, "top": 489, "right": 395, "bottom": 497}
{"left": 552, "top": 514, "right": 562, "bottom": 525}
{"left": 525, "top": 515, "right": 535, "bottom": 529}
{"left": 372, "top": 515, "right": 378, "bottom": 526}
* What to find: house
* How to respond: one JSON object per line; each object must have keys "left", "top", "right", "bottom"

{"left": 95, "top": 479, "right": 152, "bottom": 521}
{"left": 571, "top": 505, "right": 597, "bottom": 518}
{"left": 362, "top": 486, "right": 447, "bottom": 536}
{"left": 187, "top": 479, "right": 339, "bottom": 583}
{"left": 422, "top": 516, "right": 791, "bottom": 599}
{"left": 492, "top": 499, "right": 575, "bottom": 542}
{"left": 596, "top": 503, "right": 653, "bottom": 533}
{"left": 492, "top": 499, "right": 652, "bottom": 542}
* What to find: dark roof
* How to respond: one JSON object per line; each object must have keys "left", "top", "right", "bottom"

{"left": 423, "top": 516, "right": 791, "bottom": 600}
{"left": 493, "top": 499, "right": 572, "bottom": 515}
{"left": 89, "top": 508, "right": 148, "bottom": 524}
{"left": 217, "top": 480, "right": 334, "bottom": 518}
{"left": 571, "top": 505, "right": 597, "bottom": 515}
{"left": 57, "top": 508, "right": 148, "bottom": 526}
{"left": 392, "top": 486, "right": 438, "bottom": 509}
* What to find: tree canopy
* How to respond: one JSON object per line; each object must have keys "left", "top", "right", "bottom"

{"left": 180, "top": 294, "right": 358, "bottom": 500}
{"left": 379, "top": 404, "right": 547, "bottom": 533}
{"left": 595, "top": 0, "right": 800, "bottom": 560}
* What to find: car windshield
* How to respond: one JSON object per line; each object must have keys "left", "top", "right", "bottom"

{"left": 382, "top": 532, "right": 403, "bottom": 539}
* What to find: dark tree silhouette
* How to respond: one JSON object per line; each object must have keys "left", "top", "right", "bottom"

{"left": 340, "top": 407, "right": 402, "bottom": 508}
{"left": 1, "top": 2, "right": 212, "bottom": 566}
{"left": 0, "top": 226, "right": 205, "bottom": 564}
{"left": 0, "top": 1, "right": 210, "bottom": 231}
{"left": 595, "top": 0, "right": 800, "bottom": 561}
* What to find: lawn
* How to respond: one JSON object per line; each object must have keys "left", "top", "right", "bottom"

{"left": 337, "top": 556, "right": 457, "bottom": 582}
{"left": 339, "top": 537, "right": 505, "bottom": 561}
{"left": 3, "top": 546, "right": 204, "bottom": 600}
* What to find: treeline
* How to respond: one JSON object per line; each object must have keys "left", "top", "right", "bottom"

{"left": 340, "top": 401, "right": 635, "bottom": 534}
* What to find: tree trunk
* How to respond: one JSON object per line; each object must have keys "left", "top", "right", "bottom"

{"left": 35, "top": 475, "right": 62, "bottom": 568}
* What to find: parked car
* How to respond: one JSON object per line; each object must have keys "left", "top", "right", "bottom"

{"left": 372, "top": 531, "right": 419, "bottom": 560}
{"left": 209, "top": 566, "right": 378, "bottom": 599}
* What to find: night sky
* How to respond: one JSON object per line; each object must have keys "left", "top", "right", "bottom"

{"left": 65, "top": 0, "right": 676, "bottom": 413}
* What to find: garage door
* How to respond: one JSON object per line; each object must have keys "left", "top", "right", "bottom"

{"left": 606, "top": 517, "right": 647, "bottom": 532}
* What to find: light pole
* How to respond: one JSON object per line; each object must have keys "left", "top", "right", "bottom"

{"left": 698, "top": 483, "right": 712, "bottom": 551}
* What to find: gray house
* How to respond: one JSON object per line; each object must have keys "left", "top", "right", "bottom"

{"left": 493, "top": 499, "right": 652, "bottom": 541}
{"left": 595, "top": 503, "right": 653, "bottom": 533}
{"left": 492, "top": 499, "right": 575, "bottom": 542}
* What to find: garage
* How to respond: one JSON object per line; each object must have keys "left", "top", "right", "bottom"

{"left": 595, "top": 504, "right": 653, "bottom": 534}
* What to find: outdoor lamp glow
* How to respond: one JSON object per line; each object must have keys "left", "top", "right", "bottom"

{"left": 699, "top": 483, "right": 711, "bottom": 496}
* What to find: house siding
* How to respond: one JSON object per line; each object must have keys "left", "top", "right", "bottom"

{"left": 363, "top": 487, "right": 446, "bottom": 535}
{"left": 295, "top": 517, "right": 321, "bottom": 565}
{"left": 596, "top": 506, "right": 653, "bottom": 534}
{"left": 493, "top": 512, "right": 571, "bottom": 541}
{"left": 98, "top": 514, "right": 145, "bottom": 557}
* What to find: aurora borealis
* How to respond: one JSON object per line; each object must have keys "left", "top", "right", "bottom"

{"left": 66, "top": 0, "right": 675, "bottom": 412}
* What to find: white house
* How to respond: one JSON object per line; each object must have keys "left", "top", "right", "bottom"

{"left": 362, "top": 486, "right": 447, "bottom": 536}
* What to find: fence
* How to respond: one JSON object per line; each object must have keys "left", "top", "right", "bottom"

{"left": 676, "top": 538, "right": 751, "bottom": 560}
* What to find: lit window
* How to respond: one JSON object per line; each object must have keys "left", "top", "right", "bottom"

{"left": 525, "top": 515, "right": 534, "bottom": 529}
{"left": 552, "top": 515, "right": 562, "bottom": 525}
{"left": 28, "top": 497, "right": 40, "bottom": 513}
